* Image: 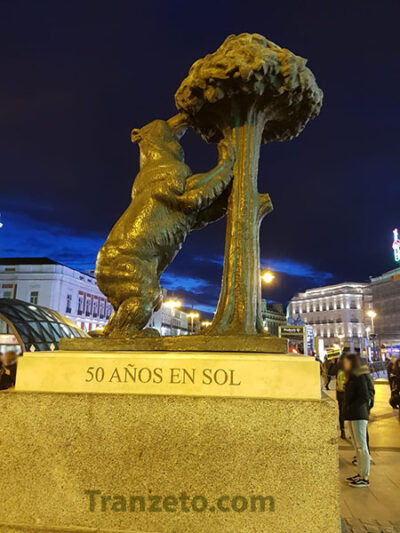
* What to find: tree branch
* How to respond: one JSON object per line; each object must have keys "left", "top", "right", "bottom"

{"left": 258, "top": 192, "right": 273, "bottom": 220}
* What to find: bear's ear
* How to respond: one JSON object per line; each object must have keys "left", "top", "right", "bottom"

{"left": 131, "top": 128, "right": 142, "bottom": 144}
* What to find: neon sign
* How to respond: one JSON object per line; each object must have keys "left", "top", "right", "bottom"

{"left": 393, "top": 228, "right": 400, "bottom": 262}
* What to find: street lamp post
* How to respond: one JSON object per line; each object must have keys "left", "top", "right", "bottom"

{"left": 261, "top": 270, "right": 275, "bottom": 332}
{"left": 187, "top": 312, "right": 200, "bottom": 334}
{"left": 337, "top": 333, "right": 345, "bottom": 350}
{"left": 367, "top": 309, "right": 377, "bottom": 360}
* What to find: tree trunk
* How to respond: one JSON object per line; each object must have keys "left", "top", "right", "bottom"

{"left": 207, "top": 104, "right": 271, "bottom": 335}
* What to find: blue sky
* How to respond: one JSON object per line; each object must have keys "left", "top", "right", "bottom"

{"left": 1, "top": 0, "right": 399, "bottom": 317}
{"left": 0, "top": 198, "right": 334, "bottom": 315}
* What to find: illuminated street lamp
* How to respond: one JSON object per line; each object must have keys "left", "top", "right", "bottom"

{"left": 337, "top": 333, "right": 345, "bottom": 348}
{"left": 261, "top": 270, "right": 275, "bottom": 284}
{"left": 201, "top": 320, "right": 212, "bottom": 328}
{"left": 367, "top": 309, "right": 377, "bottom": 334}
{"left": 164, "top": 299, "right": 182, "bottom": 309}
{"left": 187, "top": 311, "right": 200, "bottom": 334}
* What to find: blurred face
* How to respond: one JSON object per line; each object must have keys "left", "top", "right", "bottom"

{"left": 343, "top": 358, "right": 352, "bottom": 372}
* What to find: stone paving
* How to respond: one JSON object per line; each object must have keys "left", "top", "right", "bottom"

{"left": 342, "top": 518, "right": 400, "bottom": 532}
{"left": 326, "top": 380, "right": 400, "bottom": 533}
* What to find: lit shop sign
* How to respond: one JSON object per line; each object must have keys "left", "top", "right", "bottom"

{"left": 393, "top": 228, "right": 400, "bottom": 263}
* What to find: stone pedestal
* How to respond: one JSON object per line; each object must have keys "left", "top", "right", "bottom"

{"left": 0, "top": 369, "right": 340, "bottom": 532}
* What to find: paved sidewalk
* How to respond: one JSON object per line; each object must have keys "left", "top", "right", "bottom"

{"left": 326, "top": 380, "right": 400, "bottom": 532}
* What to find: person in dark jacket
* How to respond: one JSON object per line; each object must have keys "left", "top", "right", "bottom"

{"left": 389, "top": 358, "right": 400, "bottom": 409}
{"left": 387, "top": 356, "right": 398, "bottom": 391}
{"left": 322, "top": 358, "right": 333, "bottom": 390}
{"left": 343, "top": 352, "right": 374, "bottom": 488}
{"left": 0, "top": 351, "right": 18, "bottom": 390}
{"left": 336, "top": 357, "right": 346, "bottom": 439}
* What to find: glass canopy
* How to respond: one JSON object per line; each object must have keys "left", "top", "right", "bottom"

{"left": 0, "top": 298, "right": 87, "bottom": 353}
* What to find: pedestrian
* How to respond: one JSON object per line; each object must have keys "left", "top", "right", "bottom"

{"left": 336, "top": 357, "right": 346, "bottom": 439}
{"left": 322, "top": 357, "right": 332, "bottom": 390}
{"left": 343, "top": 352, "right": 375, "bottom": 488}
{"left": 389, "top": 358, "right": 400, "bottom": 409}
{"left": 0, "top": 351, "right": 18, "bottom": 390}
{"left": 387, "top": 356, "right": 398, "bottom": 390}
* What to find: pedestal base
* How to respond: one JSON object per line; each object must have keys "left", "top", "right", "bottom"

{"left": 15, "top": 351, "right": 321, "bottom": 400}
{"left": 0, "top": 390, "right": 340, "bottom": 533}
{"left": 59, "top": 334, "right": 287, "bottom": 354}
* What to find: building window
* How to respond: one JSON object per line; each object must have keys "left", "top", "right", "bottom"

{"left": 93, "top": 300, "right": 98, "bottom": 318}
{"left": 2, "top": 290, "right": 12, "bottom": 299}
{"left": 100, "top": 301, "right": 105, "bottom": 318}
{"left": 66, "top": 294, "right": 72, "bottom": 314}
{"left": 86, "top": 297, "right": 91, "bottom": 316}
{"left": 30, "top": 291, "right": 39, "bottom": 305}
{"left": 77, "top": 296, "right": 83, "bottom": 315}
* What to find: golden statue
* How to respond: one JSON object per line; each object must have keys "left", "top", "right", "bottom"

{"left": 95, "top": 33, "right": 323, "bottom": 341}
{"left": 175, "top": 33, "right": 323, "bottom": 336}
{"left": 95, "top": 114, "right": 234, "bottom": 337}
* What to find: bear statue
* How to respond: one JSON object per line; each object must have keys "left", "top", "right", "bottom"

{"left": 95, "top": 113, "right": 234, "bottom": 337}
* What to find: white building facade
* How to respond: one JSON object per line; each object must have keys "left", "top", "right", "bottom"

{"left": 0, "top": 258, "right": 112, "bottom": 333}
{"left": 370, "top": 267, "right": 400, "bottom": 346}
{"left": 288, "top": 282, "right": 373, "bottom": 349}
{"left": 0, "top": 258, "right": 191, "bottom": 336}
{"left": 150, "top": 305, "right": 189, "bottom": 336}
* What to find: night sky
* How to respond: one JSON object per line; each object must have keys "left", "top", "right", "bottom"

{"left": 1, "top": 0, "right": 399, "bottom": 314}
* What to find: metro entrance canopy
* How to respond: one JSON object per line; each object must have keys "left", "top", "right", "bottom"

{"left": 0, "top": 298, "right": 87, "bottom": 354}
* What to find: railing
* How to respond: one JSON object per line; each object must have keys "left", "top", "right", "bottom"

{"left": 368, "top": 360, "right": 387, "bottom": 379}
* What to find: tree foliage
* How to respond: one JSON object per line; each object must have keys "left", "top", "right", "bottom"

{"left": 175, "top": 33, "right": 323, "bottom": 143}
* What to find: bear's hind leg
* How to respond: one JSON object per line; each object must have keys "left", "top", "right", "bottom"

{"left": 106, "top": 288, "right": 162, "bottom": 338}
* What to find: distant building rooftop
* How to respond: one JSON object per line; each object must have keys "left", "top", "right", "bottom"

{"left": 370, "top": 266, "right": 400, "bottom": 283}
{"left": 0, "top": 257, "right": 94, "bottom": 278}
{"left": 0, "top": 257, "right": 59, "bottom": 265}
{"left": 292, "top": 281, "right": 369, "bottom": 300}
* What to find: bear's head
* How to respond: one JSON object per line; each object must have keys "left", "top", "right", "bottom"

{"left": 131, "top": 114, "right": 188, "bottom": 166}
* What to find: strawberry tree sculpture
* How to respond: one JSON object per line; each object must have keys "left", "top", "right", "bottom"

{"left": 175, "top": 33, "right": 323, "bottom": 336}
